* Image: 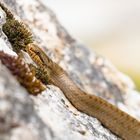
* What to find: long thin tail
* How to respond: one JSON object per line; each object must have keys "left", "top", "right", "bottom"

{"left": 51, "top": 73, "right": 140, "bottom": 140}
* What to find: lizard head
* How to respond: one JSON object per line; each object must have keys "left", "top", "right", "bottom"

{"left": 26, "top": 43, "right": 65, "bottom": 81}
{"left": 25, "top": 43, "right": 45, "bottom": 67}
{"left": 26, "top": 43, "right": 55, "bottom": 69}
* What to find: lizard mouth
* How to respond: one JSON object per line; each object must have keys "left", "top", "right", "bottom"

{"left": 26, "top": 43, "right": 36, "bottom": 53}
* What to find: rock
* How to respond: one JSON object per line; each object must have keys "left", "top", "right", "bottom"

{"left": 0, "top": 65, "right": 54, "bottom": 140}
{"left": 0, "top": 0, "right": 140, "bottom": 140}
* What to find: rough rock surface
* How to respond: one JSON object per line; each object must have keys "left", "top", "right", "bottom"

{"left": 0, "top": 0, "right": 140, "bottom": 140}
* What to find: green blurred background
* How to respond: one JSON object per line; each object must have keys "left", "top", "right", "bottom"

{"left": 44, "top": 0, "right": 140, "bottom": 90}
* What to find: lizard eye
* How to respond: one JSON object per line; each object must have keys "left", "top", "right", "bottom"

{"left": 35, "top": 51, "right": 40, "bottom": 55}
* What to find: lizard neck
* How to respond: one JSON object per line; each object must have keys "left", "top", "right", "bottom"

{"left": 51, "top": 73, "right": 83, "bottom": 101}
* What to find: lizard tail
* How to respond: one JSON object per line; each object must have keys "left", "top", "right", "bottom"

{"left": 51, "top": 73, "right": 140, "bottom": 140}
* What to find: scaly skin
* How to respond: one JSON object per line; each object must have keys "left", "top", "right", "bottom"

{"left": 26, "top": 43, "right": 140, "bottom": 140}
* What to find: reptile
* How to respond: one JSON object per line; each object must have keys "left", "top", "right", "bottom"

{"left": 26, "top": 43, "right": 140, "bottom": 140}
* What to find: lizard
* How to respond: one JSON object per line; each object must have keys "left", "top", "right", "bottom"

{"left": 26, "top": 43, "right": 140, "bottom": 140}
